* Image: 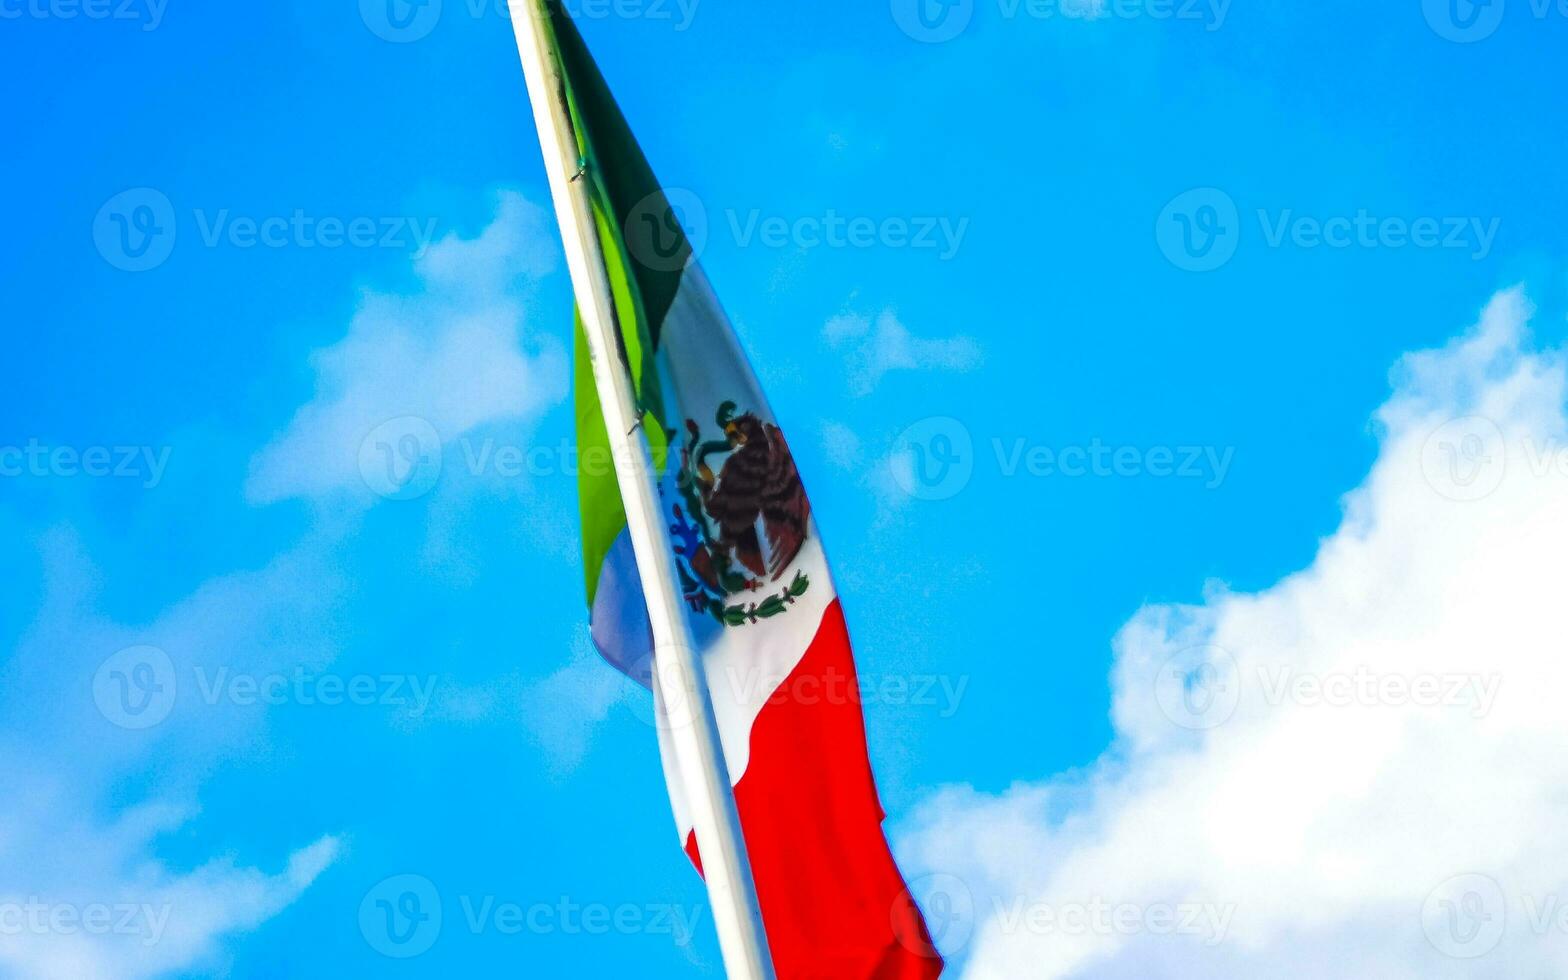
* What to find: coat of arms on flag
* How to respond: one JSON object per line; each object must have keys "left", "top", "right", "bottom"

{"left": 671, "top": 401, "right": 813, "bottom": 627}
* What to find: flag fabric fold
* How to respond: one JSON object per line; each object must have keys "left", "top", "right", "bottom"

{"left": 548, "top": 5, "right": 943, "bottom": 976}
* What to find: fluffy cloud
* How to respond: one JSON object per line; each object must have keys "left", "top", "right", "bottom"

{"left": 0, "top": 529, "right": 347, "bottom": 980}
{"left": 900, "top": 287, "right": 1568, "bottom": 978}
{"left": 0, "top": 801, "right": 338, "bottom": 980}
{"left": 412, "top": 630, "right": 635, "bottom": 777}
{"left": 247, "top": 192, "right": 568, "bottom": 504}
{"left": 823, "top": 309, "right": 983, "bottom": 396}
{"left": 2, "top": 190, "right": 577, "bottom": 978}
{"left": 817, "top": 417, "right": 921, "bottom": 532}
{"left": 819, "top": 419, "right": 864, "bottom": 471}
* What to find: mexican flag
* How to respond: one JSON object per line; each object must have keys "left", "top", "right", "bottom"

{"left": 539, "top": 4, "right": 943, "bottom": 977}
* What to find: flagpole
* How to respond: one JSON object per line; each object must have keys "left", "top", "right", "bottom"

{"left": 505, "top": 5, "right": 776, "bottom": 978}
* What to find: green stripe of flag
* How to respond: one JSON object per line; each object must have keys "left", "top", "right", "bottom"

{"left": 549, "top": 0, "right": 690, "bottom": 342}
{"left": 549, "top": 1, "right": 685, "bottom": 604}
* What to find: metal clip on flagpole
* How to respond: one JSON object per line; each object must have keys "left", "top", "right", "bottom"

{"left": 506, "top": 5, "right": 776, "bottom": 979}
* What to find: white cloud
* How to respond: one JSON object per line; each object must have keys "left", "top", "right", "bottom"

{"left": 900, "top": 287, "right": 1568, "bottom": 978}
{"left": 817, "top": 417, "right": 918, "bottom": 529}
{"left": 0, "top": 529, "right": 348, "bottom": 980}
{"left": 823, "top": 309, "right": 982, "bottom": 396}
{"left": 0, "top": 796, "right": 338, "bottom": 980}
{"left": 820, "top": 419, "right": 864, "bottom": 470}
{"left": 514, "top": 632, "right": 636, "bottom": 776}
{"left": 246, "top": 191, "right": 568, "bottom": 504}
{"left": 415, "top": 631, "right": 634, "bottom": 778}
{"left": 3, "top": 190, "right": 580, "bottom": 978}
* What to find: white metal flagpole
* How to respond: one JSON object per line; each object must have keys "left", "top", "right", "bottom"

{"left": 505, "top": 4, "right": 776, "bottom": 979}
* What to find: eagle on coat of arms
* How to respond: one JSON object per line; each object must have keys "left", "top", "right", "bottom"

{"left": 669, "top": 402, "right": 811, "bottom": 626}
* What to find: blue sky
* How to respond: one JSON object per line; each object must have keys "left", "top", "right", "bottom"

{"left": 5, "top": 1, "right": 1568, "bottom": 977}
